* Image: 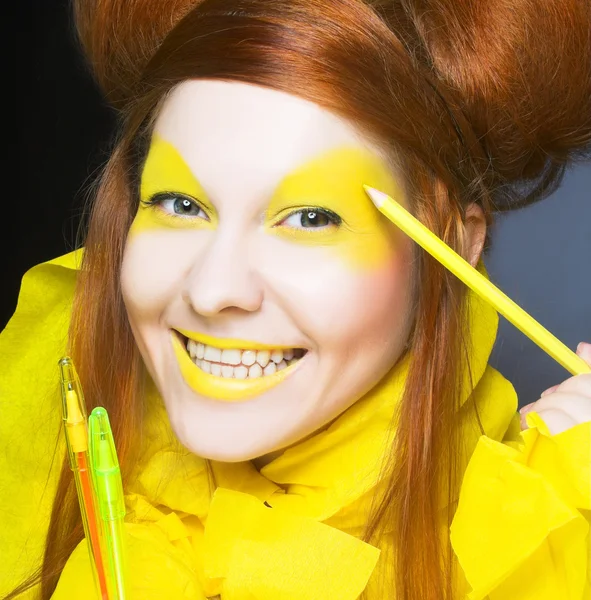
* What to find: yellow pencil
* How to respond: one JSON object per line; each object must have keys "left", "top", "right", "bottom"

{"left": 364, "top": 185, "right": 590, "bottom": 376}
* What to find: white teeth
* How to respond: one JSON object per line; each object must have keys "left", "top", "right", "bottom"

{"left": 221, "top": 349, "right": 241, "bottom": 365}
{"left": 204, "top": 346, "right": 222, "bottom": 362}
{"left": 271, "top": 350, "right": 283, "bottom": 364}
{"left": 242, "top": 350, "right": 257, "bottom": 366}
{"left": 248, "top": 363, "right": 263, "bottom": 379}
{"left": 188, "top": 339, "right": 199, "bottom": 358}
{"left": 184, "top": 338, "right": 305, "bottom": 379}
{"left": 234, "top": 365, "right": 248, "bottom": 379}
{"left": 256, "top": 350, "right": 270, "bottom": 368}
{"left": 263, "top": 362, "right": 277, "bottom": 376}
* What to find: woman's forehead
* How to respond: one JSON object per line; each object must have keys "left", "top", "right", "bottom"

{"left": 151, "top": 79, "right": 383, "bottom": 198}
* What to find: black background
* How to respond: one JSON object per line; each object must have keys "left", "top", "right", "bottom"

{"left": 6, "top": 0, "right": 115, "bottom": 329}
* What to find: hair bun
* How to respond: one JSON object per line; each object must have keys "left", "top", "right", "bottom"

{"left": 399, "top": 0, "right": 591, "bottom": 208}
{"left": 73, "top": 0, "right": 202, "bottom": 109}
{"left": 75, "top": 0, "right": 590, "bottom": 209}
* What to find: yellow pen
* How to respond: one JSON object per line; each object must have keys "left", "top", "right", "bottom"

{"left": 59, "top": 358, "right": 110, "bottom": 600}
{"left": 364, "top": 186, "right": 590, "bottom": 376}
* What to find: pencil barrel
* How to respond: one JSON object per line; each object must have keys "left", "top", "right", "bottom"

{"left": 375, "top": 193, "right": 590, "bottom": 376}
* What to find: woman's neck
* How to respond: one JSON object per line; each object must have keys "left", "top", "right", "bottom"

{"left": 251, "top": 421, "right": 333, "bottom": 471}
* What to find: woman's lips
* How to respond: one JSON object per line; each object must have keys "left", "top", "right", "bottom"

{"left": 174, "top": 326, "right": 304, "bottom": 351}
{"left": 170, "top": 330, "right": 308, "bottom": 402}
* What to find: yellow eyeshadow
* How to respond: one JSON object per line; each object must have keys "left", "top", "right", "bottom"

{"left": 129, "top": 135, "right": 216, "bottom": 236}
{"left": 267, "top": 147, "right": 405, "bottom": 270}
{"left": 129, "top": 138, "right": 404, "bottom": 271}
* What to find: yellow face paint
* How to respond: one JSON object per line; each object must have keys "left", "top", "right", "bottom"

{"left": 131, "top": 138, "right": 404, "bottom": 271}
{"left": 129, "top": 135, "right": 217, "bottom": 236}
{"left": 266, "top": 147, "right": 405, "bottom": 270}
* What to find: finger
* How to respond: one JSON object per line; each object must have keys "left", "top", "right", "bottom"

{"left": 577, "top": 341, "right": 591, "bottom": 366}
{"left": 519, "top": 402, "right": 536, "bottom": 414}
{"left": 520, "top": 408, "right": 533, "bottom": 430}
{"left": 519, "top": 401, "right": 541, "bottom": 430}
{"left": 546, "top": 373, "right": 591, "bottom": 399}
{"left": 533, "top": 407, "right": 578, "bottom": 435}
{"left": 527, "top": 391, "right": 591, "bottom": 422}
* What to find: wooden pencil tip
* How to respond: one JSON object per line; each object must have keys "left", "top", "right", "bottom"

{"left": 363, "top": 185, "right": 386, "bottom": 208}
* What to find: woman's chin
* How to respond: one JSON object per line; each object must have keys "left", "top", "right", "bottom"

{"left": 173, "top": 433, "right": 283, "bottom": 463}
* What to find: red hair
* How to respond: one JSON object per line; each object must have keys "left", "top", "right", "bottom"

{"left": 8, "top": 1, "right": 591, "bottom": 598}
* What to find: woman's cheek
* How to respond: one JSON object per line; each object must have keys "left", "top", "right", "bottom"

{"left": 121, "top": 228, "right": 190, "bottom": 314}
{"left": 258, "top": 235, "right": 412, "bottom": 351}
{"left": 319, "top": 240, "right": 414, "bottom": 354}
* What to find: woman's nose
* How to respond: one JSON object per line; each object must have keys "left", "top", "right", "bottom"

{"left": 181, "top": 233, "right": 264, "bottom": 317}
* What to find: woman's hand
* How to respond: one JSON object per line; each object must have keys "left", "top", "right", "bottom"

{"left": 519, "top": 342, "right": 591, "bottom": 434}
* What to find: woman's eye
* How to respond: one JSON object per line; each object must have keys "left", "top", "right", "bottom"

{"left": 143, "top": 193, "right": 209, "bottom": 220}
{"left": 280, "top": 208, "right": 341, "bottom": 229}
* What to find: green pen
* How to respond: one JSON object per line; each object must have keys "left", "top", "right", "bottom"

{"left": 89, "top": 407, "right": 128, "bottom": 599}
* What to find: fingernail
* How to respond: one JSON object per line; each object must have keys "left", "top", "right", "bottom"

{"left": 540, "top": 386, "right": 556, "bottom": 397}
{"left": 519, "top": 403, "right": 535, "bottom": 414}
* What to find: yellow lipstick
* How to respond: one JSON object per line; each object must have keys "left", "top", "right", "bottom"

{"left": 175, "top": 328, "right": 297, "bottom": 351}
{"left": 171, "top": 332, "right": 304, "bottom": 402}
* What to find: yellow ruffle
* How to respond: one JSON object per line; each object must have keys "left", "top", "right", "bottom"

{"left": 451, "top": 412, "right": 591, "bottom": 600}
{"left": 52, "top": 487, "right": 380, "bottom": 600}
{"left": 0, "top": 252, "right": 81, "bottom": 597}
{"left": 52, "top": 516, "right": 206, "bottom": 599}
{"left": 204, "top": 488, "right": 380, "bottom": 599}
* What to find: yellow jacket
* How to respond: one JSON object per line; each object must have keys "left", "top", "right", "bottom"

{"left": 1, "top": 252, "right": 589, "bottom": 599}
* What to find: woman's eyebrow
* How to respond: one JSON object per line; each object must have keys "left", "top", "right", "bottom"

{"left": 271, "top": 147, "right": 385, "bottom": 198}
{"left": 140, "top": 136, "right": 209, "bottom": 199}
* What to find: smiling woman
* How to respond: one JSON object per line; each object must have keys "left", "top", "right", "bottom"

{"left": 121, "top": 82, "right": 413, "bottom": 458}
{"left": 2, "top": 1, "right": 591, "bottom": 599}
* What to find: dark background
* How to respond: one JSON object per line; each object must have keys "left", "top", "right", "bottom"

{"left": 7, "top": 0, "right": 591, "bottom": 407}
{"left": 9, "top": 0, "right": 115, "bottom": 324}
